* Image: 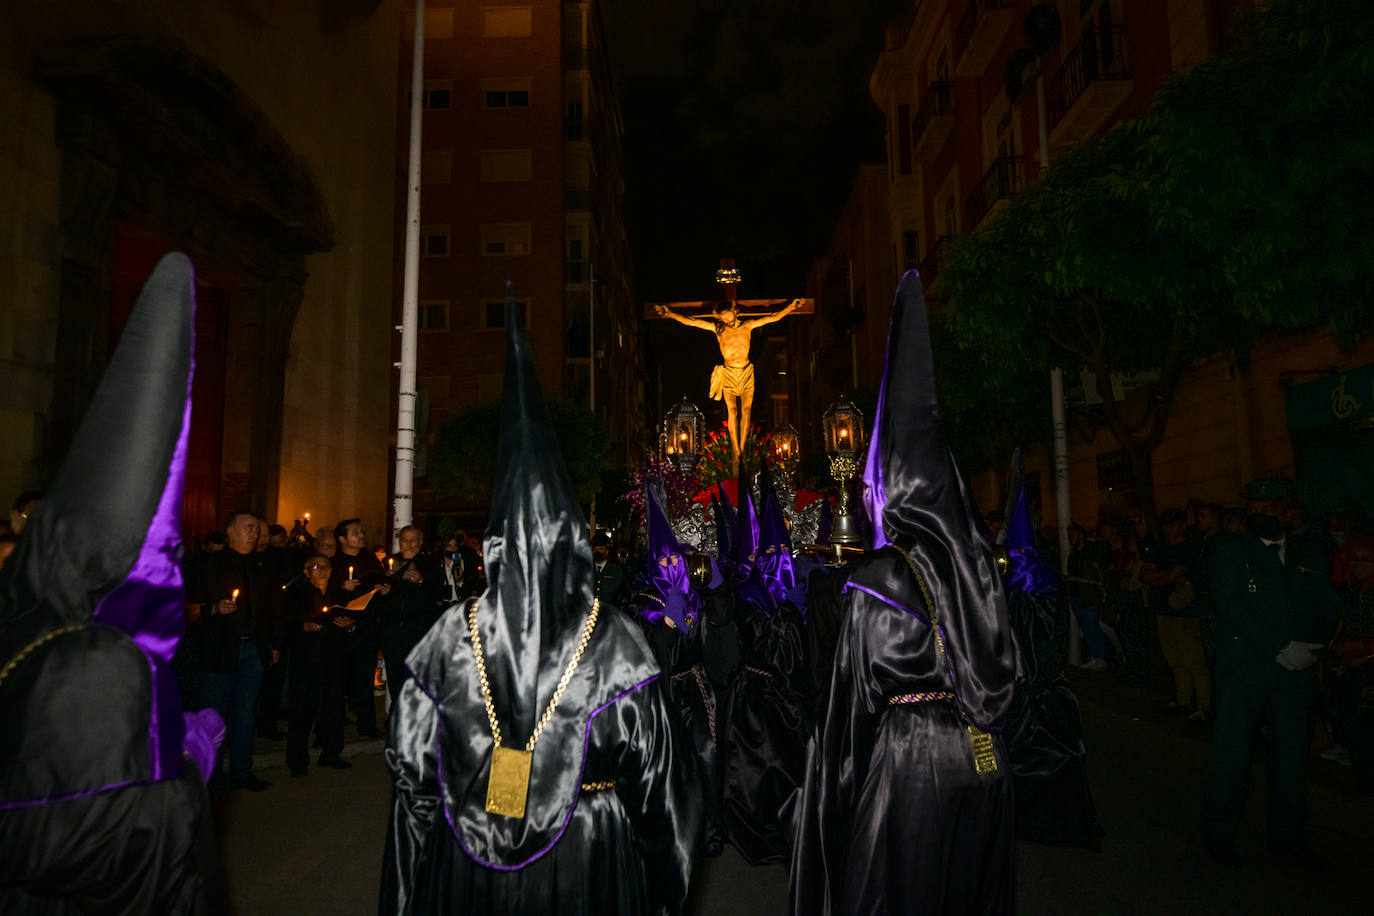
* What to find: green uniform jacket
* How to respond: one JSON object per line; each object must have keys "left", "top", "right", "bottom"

{"left": 1208, "top": 532, "right": 1341, "bottom": 691}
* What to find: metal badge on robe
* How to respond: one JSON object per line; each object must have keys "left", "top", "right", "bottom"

{"left": 487, "top": 746, "right": 533, "bottom": 818}
{"left": 967, "top": 725, "right": 998, "bottom": 775}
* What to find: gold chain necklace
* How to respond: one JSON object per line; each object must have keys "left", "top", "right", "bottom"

{"left": 468, "top": 597, "right": 600, "bottom": 819}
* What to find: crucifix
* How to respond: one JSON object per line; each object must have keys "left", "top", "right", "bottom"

{"left": 646, "top": 259, "right": 813, "bottom": 472}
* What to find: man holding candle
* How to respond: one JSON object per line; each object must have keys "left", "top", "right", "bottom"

{"left": 380, "top": 525, "right": 445, "bottom": 703}
{"left": 187, "top": 510, "right": 286, "bottom": 791}
{"left": 330, "top": 518, "right": 390, "bottom": 739}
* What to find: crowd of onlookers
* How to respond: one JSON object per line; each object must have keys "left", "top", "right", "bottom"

{"left": 989, "top": 494, "right": 1374, "bottom": 794}
{"left": 173, "top": 512, "right": 483, "bottom": 791}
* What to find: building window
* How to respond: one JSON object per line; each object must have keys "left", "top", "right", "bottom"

{"left": 772, "top": 395, "right": 789, "bottom": 428}
{"left": 480, "top": 223, "right": 532, "bottom": 256}
{"left": 403, "top": 80, "right": 453, "bottom": 110}
{"left": 566, "top": 101, "right": 585, "bottom": 140}
{"left": 419, "top": 300, "right": 449, "bottom": 332}
{"left": 483, "top": 7, "right": 532, "bottom": 38}
{"left": 896, "top": 103, "right": 913, "bottom": 175}
{"left": 421, "top": 227, "right": 450, "bottom": 257}
{"left": 482, "top": 78, "right": 532, "bottom": 109}
{"left": 903, "top": 230, "right": 919, "bottom": 269}
{"left": 421, "top": 151, "right": 452, "bottom": 183}
{"left": 480, "top": 149, "right": 533, "bottom": 182}
{"left": 481, "top": 299, "right": 531, "bottom": 330}
{"left": 567, "top": 237, "right": 586, "bottom": 282}
{"left": 405, "top": 9, "right": 454, "bottom": 39}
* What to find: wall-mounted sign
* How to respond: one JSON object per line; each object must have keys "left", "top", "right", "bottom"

{"left": 1286, "top": 363, "right": 1374, "bottom": 433}
{"left": 1096, "top": 448, "right": 1148, "bottom": 491}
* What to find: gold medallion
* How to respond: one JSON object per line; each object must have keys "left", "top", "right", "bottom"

{"left": 967, "top": 725, "right": 998, "bottom": 775}
{"left": 486, "top": 745, "right": 533, "bottom": 818}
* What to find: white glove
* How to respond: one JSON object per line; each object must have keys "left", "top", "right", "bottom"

{"left": 1275, "top": 641, "right": 1318, "bottom": 671}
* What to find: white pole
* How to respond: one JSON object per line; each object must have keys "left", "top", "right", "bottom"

{"left": 1037, "top": 68, "right": 1080, "bottom": 665}
{"left": 588, "top": 259, "right": 596, "bottom": 536}
{"left": 393, "top": 0, "right": 426, "bottom": 547}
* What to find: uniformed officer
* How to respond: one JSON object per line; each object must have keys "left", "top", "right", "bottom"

{"left": 1203, "top": 477, "right": 1341, "bottom": 864}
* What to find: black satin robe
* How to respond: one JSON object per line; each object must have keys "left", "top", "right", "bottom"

{"left": 380, "top": 603, "right": 701, "bottom": 915}
{"left": 1004, "top": 587, "right": 1102, "bottom": 850}
{"left": 0, "top": 626, "right": 226, "bottom": 914}
{"left": 789, "top": 549, "right": 1015, "bottom": 915}
{"left": 637, "top": 591, "right": 727, "bottom": 852}
{"left": 721, "top": 587, "right": 810, "bottom": 865}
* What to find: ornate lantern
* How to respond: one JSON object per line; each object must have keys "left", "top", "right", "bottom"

{"left": 822, "top": 396, "right": 866, "bottom": 546}
{"left": 662, "top": 397, "right": 706, "bottom": 473}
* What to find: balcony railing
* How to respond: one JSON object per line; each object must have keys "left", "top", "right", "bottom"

{"left": 954, "top": 0, "right": 1016, "bottom": 77}
{"left": 918, "top": 235, "right": 952, "bottom": 292}
{"left": 966, "top": 156, "right": 1024, "bottom": 228}
{"left": 1047, "top": 26, "right": 1131, "bottom": 132}
{"left": 911, "top": 81, "right": 955, "bottom": 160}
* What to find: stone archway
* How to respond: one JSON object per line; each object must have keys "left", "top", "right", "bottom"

{"left": 40, "top": 37, "right": 335, "bottom": 532}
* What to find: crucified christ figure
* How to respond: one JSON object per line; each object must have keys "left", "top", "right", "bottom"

{"left": 655, "top": 299, "right": 802, "bottom": 470}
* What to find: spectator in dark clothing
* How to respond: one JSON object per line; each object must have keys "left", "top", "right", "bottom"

{"left": 379, "top": 526, "right": 444, "bottom": 703}
{"left": 286, "top": 554, "right": 353, "bottom": 776}
{"left": 255, "top": 521, "right": 299, "bottom": 739}
{"left": 592, "top": 531, "right": 629, "bottom": 607}
{"left": 331, "top": 518, "right": 390, "bottom": 739}
{"left": 1067, "top": 523, "right": 1120, "bottom": 671}
{"left": 1222, "top": 506, "right": 1247, "bottom": 535}
{"left": 1143, "top": 508, "right": 1211, "bottom": 721}
{"left": 187, "top": 510, "right": 285, "bottom": 791}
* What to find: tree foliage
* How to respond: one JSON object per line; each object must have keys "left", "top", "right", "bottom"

{"left": 429, "top": 400, "right": 610, "bottom": 507}
{"left": 937, "top": 0, "right": 1374, "bottom": 518}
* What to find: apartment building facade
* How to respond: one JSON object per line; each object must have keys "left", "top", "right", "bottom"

{"left": 394, "top": 0, "right": 644, "bottom": 526}
{"left": 801, "top": 0, "right": 1374, "bottom": 525}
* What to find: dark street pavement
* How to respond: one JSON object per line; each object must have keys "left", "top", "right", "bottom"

{"left": 218, "top": 674, "right": 1374, "bottom": 914}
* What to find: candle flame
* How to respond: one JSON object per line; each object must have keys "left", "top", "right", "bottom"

{"left": 231, "top": 588, "right": 240, "bottom": 600}
{"left": 348, "top": 566, "right": 354, "bottom": 579}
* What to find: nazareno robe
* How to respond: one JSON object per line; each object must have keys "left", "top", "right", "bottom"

{"left": 1003, "top": 585, "right": 1102, "bottom": 850}
{"left": 380, "top": 603, "right": 701, "bottom": 914}
{"left": 789, "top": 548, "right": 1015, "bottom": 915}
{"left": 720, "top": 583, "right": 810, "bottom": 865}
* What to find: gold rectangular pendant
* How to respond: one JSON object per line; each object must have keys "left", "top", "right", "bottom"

{"left": 967, "top": 725, "right": 998, "bottom": 775}
{"left": 486, "top": 745, "right": 533, "bottom": 819}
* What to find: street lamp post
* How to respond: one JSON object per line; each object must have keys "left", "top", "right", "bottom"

{"left": 663, "top": 397, "right": 706, "bottom": 474}
{"left": 823, "top": 397, "right": 866, "bottom": 546}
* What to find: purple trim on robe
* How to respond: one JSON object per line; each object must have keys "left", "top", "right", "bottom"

{"left": 89, "top": 279, "right": 196, "bottom": 782}
{"left": 842, "top": 579, "right": 1004, "bottom": 734}
{"left": 412, "top": 671, "right": 662, "bottom": 871}
{"left": 0, "top": 778, "right": 149, "bottom": 811}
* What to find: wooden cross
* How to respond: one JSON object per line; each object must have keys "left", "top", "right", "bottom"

{"left": 643, "top": 258, "right": 815, "bottom": 319}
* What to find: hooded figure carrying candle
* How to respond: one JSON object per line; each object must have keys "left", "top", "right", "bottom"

{"left": 381, "top": 291, "right": 701, "bottom": 914}
{"left": 0, "top": 254, "right": 227, "bottom": 912}
{"left": 789, "top": 270, "right": 1018, "bottom": 914}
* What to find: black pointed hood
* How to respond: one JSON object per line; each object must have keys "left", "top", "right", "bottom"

{"left": 849, "top": 270, "right": 1016, "bottom": 730}
{"left": 479, "top": 287, "right": 596, "bottom": 731}
{"left": 0, "top": 252, "right": 195, "bottom": 780}
{"left": 398, "top": 286, "right": 662, "bottom": 870}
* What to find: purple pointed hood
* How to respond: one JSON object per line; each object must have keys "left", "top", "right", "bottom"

{"left": 757, "top": 465, "right": 797, "bottom": 607}
{"left": 642, "top": 481, "right": 696, "bottom": 631}
{"left": 734, "top": 469, "right": 761, "bottom": 581}
{"left": 0, "top": 252, "right": 196, "bottom": 782}
{"left": 712, "top": 482, "right": 735, "bottom": 567}
{"left": 1003, "top": 449, "right": 1059, "bottom": 597}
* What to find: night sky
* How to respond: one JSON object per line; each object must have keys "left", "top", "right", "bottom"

{"left": 601, "top": 0, "right": 901, "bottom": 411}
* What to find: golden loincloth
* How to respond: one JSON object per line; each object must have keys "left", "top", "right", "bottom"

{"left": 709, "top": 363, "right": 755, "bottom": 401}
